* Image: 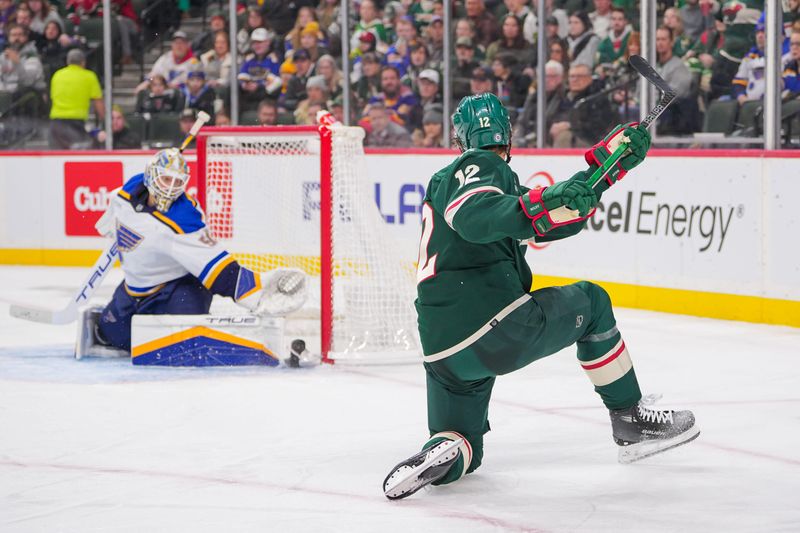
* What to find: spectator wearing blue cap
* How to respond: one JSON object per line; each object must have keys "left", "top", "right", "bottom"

{"left": 732, "top": 18, "right": 772, "bottom": 104}
{"left": 182, "top": 70, "right": 216, "bottom": 123}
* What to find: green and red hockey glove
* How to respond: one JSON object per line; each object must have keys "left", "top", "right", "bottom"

{"left": 584, "top": 122, "right": 651, "bottom": 189}
{"left": 519, "top": 174, "right": 598, "bottom": 236}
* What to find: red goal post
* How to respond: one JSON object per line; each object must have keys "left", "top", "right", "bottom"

{"left": 196, "top": 125, "right": 420, "bottom": 364}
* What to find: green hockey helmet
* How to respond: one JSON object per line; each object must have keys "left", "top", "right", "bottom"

{"left": 452, "top": 93, "right": 511, "bottom": 151}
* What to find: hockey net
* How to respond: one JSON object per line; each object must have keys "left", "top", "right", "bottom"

{"left": 196, "top": 125, "right": 420, "bottom": 364}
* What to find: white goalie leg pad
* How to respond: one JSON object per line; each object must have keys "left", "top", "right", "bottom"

{"left": 75, "top": 306, "right": 128, "bottom": 360}
{"left": 430, "top": 431, "right": 473, "bottom": 480}
{"left": 131, "top": 314, "right": 286, "bottom": 366}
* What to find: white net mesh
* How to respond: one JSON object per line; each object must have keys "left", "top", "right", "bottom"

{"left": 201, "top": 126, "right": 420, "bottom": 364}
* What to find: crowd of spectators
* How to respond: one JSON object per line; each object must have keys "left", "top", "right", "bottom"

{"left": 1, "top": 0, "right": 800, "bottom": 149}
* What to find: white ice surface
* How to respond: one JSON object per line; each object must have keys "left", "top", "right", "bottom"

{"left": 1, "top": 266, "right": 799, "bottom": 533}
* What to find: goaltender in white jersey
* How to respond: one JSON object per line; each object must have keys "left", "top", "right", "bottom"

{"left": 85, "top": 147, "right": 306, "bottom": 357}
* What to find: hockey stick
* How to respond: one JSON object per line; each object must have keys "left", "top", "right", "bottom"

{"left": 9, "top": 112, "right": 211, "bottom": 324}
{"left": 585, "top": 55, "right": 677, "bottom": 190}
{"left": 9, "top": 243, "right": 119, "bottom": 324}
{"left": 179, "top": 111, "right": 211, "bottom": 153}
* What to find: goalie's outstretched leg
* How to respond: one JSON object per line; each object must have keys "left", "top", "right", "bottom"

{"left": 98, "top": 274, "right": 213, "bottom": 351}
{"left": 383, "top": 432, "right": 472, "bottom": 500}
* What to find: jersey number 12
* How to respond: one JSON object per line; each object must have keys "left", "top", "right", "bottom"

{"left": 454, "top": 164, "right": 480, "bottom": 188}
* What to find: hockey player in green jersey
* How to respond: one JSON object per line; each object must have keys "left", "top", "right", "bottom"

{"left": 383, "top": 93, "right": 699, "bottom": 500}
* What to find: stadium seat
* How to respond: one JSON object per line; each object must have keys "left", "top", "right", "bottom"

{"left": 702, "top": 99, "right": 738, "bottom": 135}
{"left": 125, "top": 113, "right": 147, "bottom": 142}
{"left": 736, "top": 100, "right": 762, "bottom": 135}
{"left": 781, "top": 99, "right": 800, "bottom": 144}
{"left": 240, "top": 110, "right": 260, "bottom": 126}
{"left": 277, "top": 112, "right": 295, "bottom": 125}
{"left": 78, "top": 18, "right": 122, "bottom": 77}
{"left": 61, "top": 18, "right": 75, "bottom": 37}
{"left": 131, "top": 0, "right": 148, "bottom": 16}
{"left": 77, "top": 18, "right": 120, "bottom": 46}
{"left": 0, "top": 91, "right": 12, "bottom": 115}
{"left": 145, "top": 113, "right": 181, "bottom": 148}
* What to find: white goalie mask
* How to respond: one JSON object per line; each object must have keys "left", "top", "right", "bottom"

{"left": 144, "top": 148, "right": 190, "bottom": 212}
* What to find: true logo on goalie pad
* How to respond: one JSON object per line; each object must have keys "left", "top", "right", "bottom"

{"left": 205, "top": 316, "right": 259, "bottom": 325}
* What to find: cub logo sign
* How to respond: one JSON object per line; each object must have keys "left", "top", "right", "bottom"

{"left": 64, "top": 162, "right": 124, "bottom": 236}
{"left": 522, "top": 171, "right": 555, "bottom": 250}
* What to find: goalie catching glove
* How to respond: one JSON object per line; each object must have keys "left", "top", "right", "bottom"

{"left": 519, "top": 171, "right": 598, "bottom": 236}
{"left": 235, "top": 267, "right": 308, "bottom": 317}
{"left": 584, "top": 122, "right": 651, "bottom": 193}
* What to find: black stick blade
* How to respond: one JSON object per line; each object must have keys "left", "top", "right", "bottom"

{"left": 628, "top": 55, "right": 675, "bottom": 96}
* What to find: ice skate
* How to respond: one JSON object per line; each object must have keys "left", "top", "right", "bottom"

{"left": 610, "top": 396, "right": 699, "bottom": 464}
{"left": 75, "top": 306, "right": 127, "bottom": 360}
{"left": 383, "top": 438, "right": 463, "bottom": 500}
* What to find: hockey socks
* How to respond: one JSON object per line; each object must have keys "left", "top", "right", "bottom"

{"left": 578, "top": 330, "right": 642, "bottom": 411}
{"left": 383, "top": 432, "right": 472, "bottom": 500}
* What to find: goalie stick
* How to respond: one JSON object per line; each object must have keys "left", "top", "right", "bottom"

{"left": 9, "top": 243, "right": 119, "bottom": 324}
{"left": 585, "top": 55, "right": 677, "bottom": 190}
{"left": 9, "top": 111, "right": 211, "bottom": 325}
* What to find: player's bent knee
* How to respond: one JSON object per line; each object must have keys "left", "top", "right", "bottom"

{"left": 575, "top": 280, "right": 613, "bottom": 311}
{"left": 575, "top": 280, "right": 607, "bottom": 302}
{"left": 426, "top": 431, "right": 476, "bottom": 486}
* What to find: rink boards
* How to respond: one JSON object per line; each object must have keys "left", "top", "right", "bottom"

{"left": 0, "top": 148, "right": 797, "bottom": 327}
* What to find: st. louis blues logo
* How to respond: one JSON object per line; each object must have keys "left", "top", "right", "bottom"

{"left": 116, "top": 222, "right": 143, "bottom": 252}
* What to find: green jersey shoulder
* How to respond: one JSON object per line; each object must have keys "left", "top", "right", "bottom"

{"left": 427, "top": 149, "right": 524, "bottom": 230}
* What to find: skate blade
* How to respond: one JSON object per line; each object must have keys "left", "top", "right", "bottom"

{"left": 383, "top": 438, "right": 463, "bottom": 500}
{"left": 618, "top": 425, "right": 701, "bottom": 464}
